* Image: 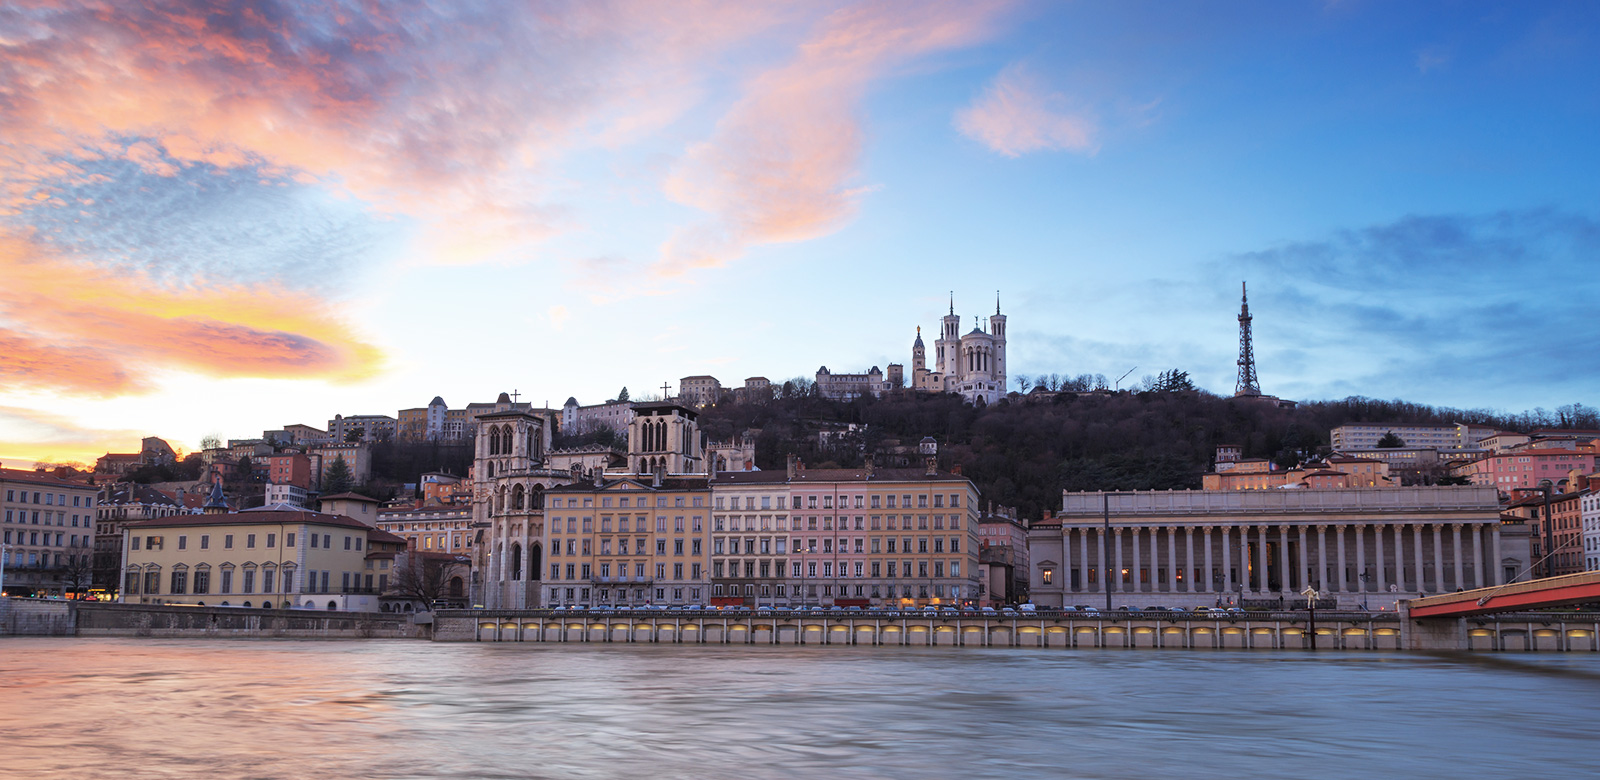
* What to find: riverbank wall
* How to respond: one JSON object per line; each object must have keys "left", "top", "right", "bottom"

{"left": 437, "top": 609, "right": 1600, "bottom": 651}
{"left": 0, "top": 598, "right": 425, "bottom": 639}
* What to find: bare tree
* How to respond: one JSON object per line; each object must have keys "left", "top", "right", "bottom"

{"left": 1014, "top": 374, "right": 1031, "bottom": 393}
{"left": 390, "top": 552, "right": 469, "bottom": 611}
{"left": 58, "top": 555, "right": 95, "bottom": 599}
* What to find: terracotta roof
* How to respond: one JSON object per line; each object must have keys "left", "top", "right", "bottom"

{"left": 124, "top": 509, "right": 381, "bottom": 533}
{"left": 318, "top": 492, "right": 380, "bottom": 503}
{"left": 0, "top": 467, "right": 97, "bottom": 489}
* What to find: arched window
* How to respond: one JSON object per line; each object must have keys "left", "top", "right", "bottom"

{"left": 530, "top": 485, "right": 545, "bottom": 510}
{"left": 243, "top": 601, "right": 253, "bottom": 608}
{"left": 488, "top": 427, "right": 499, "bottom": 456}
{"left": 510, "top": 543, "right": 523, "bottom": 581}
{"left": 486, "top": 461, "right": 495, "bottom": 478}
{"left": 512, "top": 484, "right": 525, "bottom": 511}
{"left": 529, "top": 543, "right": 542, "bottom": 581}
{"left": 327, "top": 601, "right": 338, "bottom": 611}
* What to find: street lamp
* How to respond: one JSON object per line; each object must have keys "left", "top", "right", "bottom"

{"left": 1538, "top": 480, "right": 1556, "bottom": 579}
{"left": 1301, "top": 585, "right": 1321, "bottom": 651}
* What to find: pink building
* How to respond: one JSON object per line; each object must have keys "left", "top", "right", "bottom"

{"left": 1461, "top": 449, "right": 1600, "bottom": 492}
{"left": 785, "top": 459, "right": 981, "bottom": 608}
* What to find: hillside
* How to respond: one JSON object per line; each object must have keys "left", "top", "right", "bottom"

{"left": 697, "top": 389, "right": 1599, "bottom": 522}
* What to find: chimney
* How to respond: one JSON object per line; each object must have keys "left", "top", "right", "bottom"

{"left": 924, "top": 455, "right": 937, "bottom": 477}
{"left": 864, "top": 455, "right": 875, "bottom": 478}
{"left": 652, "top": 463, "right": 663, "bottom": 488}
{"left": 786, "top": 454, "right": 798, "bottom": 481}
{"left": 593, "top": 468, "right": 603, "bottom": 488}
{"left": 951, "top": 463, "right": 963, "bottom": 476}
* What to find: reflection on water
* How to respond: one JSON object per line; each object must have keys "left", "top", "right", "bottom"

{"left": 2, "top": 639, "right": 1598, "bottom": 779}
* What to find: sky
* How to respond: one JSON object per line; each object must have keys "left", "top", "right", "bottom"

{"left": 2, "top": 0, "right": 1598, "bottom": 466}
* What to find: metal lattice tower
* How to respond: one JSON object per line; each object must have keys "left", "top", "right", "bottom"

{"left": 1235, "top": 281, "right": 1261, "bottom": 397}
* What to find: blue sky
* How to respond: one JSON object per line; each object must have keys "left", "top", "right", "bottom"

{"left": 1, "top": 0, "right": 1596, "bottom": 464}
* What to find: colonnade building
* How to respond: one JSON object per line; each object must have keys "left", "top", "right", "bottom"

{"left": 1027, "top": 486, "right": 1529, "bottom": 610}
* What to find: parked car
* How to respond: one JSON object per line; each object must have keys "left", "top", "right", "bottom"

{"left": 1019, "top": 604, "right": 1037, "bottom": 613}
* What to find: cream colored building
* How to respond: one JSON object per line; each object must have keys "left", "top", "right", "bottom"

{"left": 2, "top": 466, "right": 100, "bottom": 597}
{"left": 1029, "top": 486, "right": 1524, "bottom": 610}
{"left": 119, "top": 507, "right": 408, "bottom": 611}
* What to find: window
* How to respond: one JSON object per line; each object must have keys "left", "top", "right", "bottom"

{"left": 170, "top": 570, "right": 188, "bottom": 594}
{"left": 199, "top": 535, "right": 209, "bottom": 550}
{"left": 177, "top": 536, "right": 187, "bottom": 550}
{"left": 194, "top": 570, "right": 210, "bottom": 594}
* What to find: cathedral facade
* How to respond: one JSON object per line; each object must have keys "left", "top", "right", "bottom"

{"left": 911, "top": 296, "right": 1008, "bottom": 405}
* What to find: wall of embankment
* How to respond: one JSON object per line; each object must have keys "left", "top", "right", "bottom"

{"left": 0, "top": 598, "right": 425, "bottom": 639}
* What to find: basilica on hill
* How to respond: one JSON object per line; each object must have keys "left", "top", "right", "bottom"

{"left": 910, "top": 294, "right": 1008, "bottom": 405}
{"left": 815, "top": 294, "right": 1009, "bottom": 405}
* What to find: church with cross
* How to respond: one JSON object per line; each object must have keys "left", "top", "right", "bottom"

{"left": 910, "top": 293, "right": 1008, "bottom": 405}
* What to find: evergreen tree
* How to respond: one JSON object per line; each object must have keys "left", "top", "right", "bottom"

{"left": 1376, "top": 431, "right": 1405, "bottom": 448}
{"left": 617, "top": 387, "right": 630, "bottom": 402}
{"left": 323, "top": 454, "right": 355, "bottom": 494}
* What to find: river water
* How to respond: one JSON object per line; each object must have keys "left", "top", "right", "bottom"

{"left": 2, "top": 638, "right": 1597, "bottom": 779}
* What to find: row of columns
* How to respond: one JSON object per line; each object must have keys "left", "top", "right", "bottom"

{"left": 1066, "top": 522, "right": 1502, "bottom": 595}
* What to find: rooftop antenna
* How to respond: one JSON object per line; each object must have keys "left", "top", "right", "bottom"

{"left": 1235, "top": 282, "right": 1261, "bottom": 397}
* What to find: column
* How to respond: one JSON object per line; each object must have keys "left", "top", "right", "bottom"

{"left": 1335, "top": 525, "right": 1347, "bottom": 593}
{"left": 1375, "top": 524, "right": 1387, "bottom": 594}
{"left": 1316, "top": 525, "right": 1328, "bottom": 590}
{"left": 1167, "top": 527, "right": 1178, "bottom": 593}
{"left": 1113, "top": 528, "right": 1123, "bottom": 594}
{"left": 1452, "top": 524, "right": 1465, "bottom": 591}
{"left": 1096, "top": 528, "right": 1107, "bottom": 594}
{"left": 1432, "top": 524, "right": 1445, "bottom": 594}
{"left": 1472, "top": 523, "right": 1485, "bottom": 589}
{"left": 1413, "top": 525, "right": 1426, "bottom": 594}
{"left": 1392, "top": 523, "right": 1406, "bottom": 592}
{"left": 1221, "top": 526, "right": 1232, "bottom": 596}
{"left": 1184, "top": 527, "right": 1196, "bottom": 593}
{"left": 1081, "top": 527, "right": 1094, "bottom": 594}
{"left": 1248, "top": 527, "right": 1260, "bottom": 594}
{"left": 1484, "top": 524, "right": 1497, "bottom": 585}
{"left": 1149, "top": 528, "right": 1161, "bottom": 593}
{"left": 1355, "top": 524, "right": 1367, "bottom": 595}
{"left": 1203, "top": 527, "right": 1214, "bottom": 594}
{"left": 1131, "top": 528, "right": 1142, "bottom": 594}
{"left": 1297, "top": 525, "right": 1309, "bottom": 591}
{"left": 1278, "top": 525, "right": 1291, "bottom": 594}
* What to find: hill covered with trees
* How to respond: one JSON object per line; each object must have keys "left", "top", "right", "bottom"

{"left": 697, "top": 385, "right": 1599, "bottom": 522}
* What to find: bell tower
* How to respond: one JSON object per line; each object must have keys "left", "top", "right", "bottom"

{"left": 627, "top": 401, "right": 705, "bottom": 476}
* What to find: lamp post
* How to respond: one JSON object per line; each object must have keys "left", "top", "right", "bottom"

{"left": 1301, "top": 586, "right": 1320, "bottom": 651}
{"left": 1102, "top": 493, "right": 1114, "bottom": 613}
{"left": 1538, "top": 480, "right": 1555, "bottom": 579}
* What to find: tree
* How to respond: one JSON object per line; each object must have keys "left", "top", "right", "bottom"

{"left": 322, "top": 455, "right": 354, "bottom": 494}
{"left": 59, "top": 554, "right": 95, "bottom": 598}
{"left": 1436, "top": 474, "right": 1473, "bottom": 486}
{"left": 199, "top": 434, "right": 222, "bottom": 451}
{"left": 390, "top": 552, "right": 468, "bottom": 610}
{"left": 1376, "top": 431, "right": 1405, "bottom": 448}
{"left": 617, "top": 387, "right": 630, "bottom": 402}
{"left": 344, "top": 428, "right": 364, "bottom": 443}
{"left": 1014, "top": 375, "right": 1032, "bottom": 393}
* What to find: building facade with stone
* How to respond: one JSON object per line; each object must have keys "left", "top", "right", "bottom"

{"left": 2, "top": 467, "right": 100, "bottom": 597}
{"left": 119, "top": 506, "right": 408, "bottom": 611}
{"left": 1028, "top": 486, "right": 1526, "bottom": 610}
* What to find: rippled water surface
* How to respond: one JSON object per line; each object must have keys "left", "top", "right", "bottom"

{"left": 3, "top": 639, "right": 1599, "bottom": 779}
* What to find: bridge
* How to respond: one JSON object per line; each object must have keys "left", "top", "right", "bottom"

{"left": 1406, "top": 570, "right": 1600, "bottom": 618}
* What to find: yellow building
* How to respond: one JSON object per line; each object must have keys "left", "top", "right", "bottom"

{"left": 540, "top": 475, "right": 712, "bottom": 608}
{"left": 120, "top": 506, "right": 407, "bottom": 611}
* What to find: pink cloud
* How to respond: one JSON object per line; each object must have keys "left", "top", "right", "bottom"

{"left": 658, "top": 1, "right": 1013, "bottom": 276}
{"left": 955, "top": 64, "right": 1098, "bottom": 158}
